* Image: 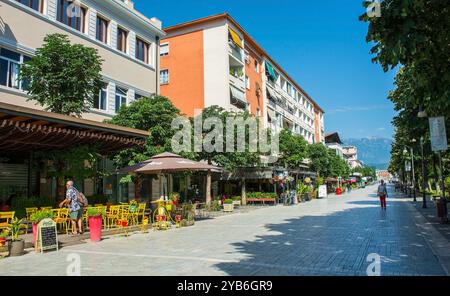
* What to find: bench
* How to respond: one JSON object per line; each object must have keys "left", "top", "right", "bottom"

{"left": 247, "top": 198, "right": 277, "bottom": 205}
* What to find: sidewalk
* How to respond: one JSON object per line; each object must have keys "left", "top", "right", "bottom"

{"left": 402, "top": 192, "right": 450, "bottom": 275}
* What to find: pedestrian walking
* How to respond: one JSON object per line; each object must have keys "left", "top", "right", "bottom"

{"left": 59, "top": 181, "right": 85, "bottom": 235}
{"left": 377, "top": 180, "right": 388, "bottom": 210}
{"left": 347, "top": 182, "right": 352, "bottom": 194}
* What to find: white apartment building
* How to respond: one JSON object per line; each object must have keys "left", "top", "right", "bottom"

{"left": 0, "top": 0, "right": 165, "bottom": 122}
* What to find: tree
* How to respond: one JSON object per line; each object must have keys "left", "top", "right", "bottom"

{"left": 107, "top": 95, "right": 182, "bottom": 168}
{"left": 277, "top": 129, "right": 308, "bottom": 169}
{"left": 192, "top": 106, "right": 262, "bottom": 171}
{"left": 20, "top": 34, "right": 103, "bottom": 116}
{"left": 308, "top": 143, "right": 330, "bottom": 178}
{"left": 328, "top": 151, "right": 351, "bottom": 179}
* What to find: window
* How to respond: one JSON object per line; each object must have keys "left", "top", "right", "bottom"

{"left": 57, "top": 0, "right": 87, "bottom": 33}
{"left": 94, "top": 83, "right": 108, "bottom": 110}
{"left": 15, "top": 0, "right": 43, "bottom": 12}
{"left": 254, "top": 60, "right": 259, "bottom": 73}
{"left": 160, "top": 44, "right": 169, "bottom": 56}
{"left": 135, "top": 93, "right": 145, "bottom": 101}
{"left": 160, "top": 70, "right": 169, "bottom": 84}
{"left": 245, "top": 76, "right": 250, "bottom": 89}
{"left": 244, "top": 51, "right": 250, "bottom": 64}
{"left": 117, "top": 27, "right": 128, "bottom": 53}
{"left": 256, "top": 107, "right": 261, "bottom": 118}
{"left": 135, "top": 37, "right": 149, "bottom": 63}
{"left": 0, "top": 48, "right": 30, "bottom": 90}
{"left": 287, "top": 83, "right": 292, "bottom": 96}
{"left": 96, "top": 16, "right": 109, "bottom": 44}
{"left": 115, "top": 87, "right": 127, "bottom": 112}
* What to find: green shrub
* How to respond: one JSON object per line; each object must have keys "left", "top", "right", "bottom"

{"left": 0, "top": 231, "right": 8, "bottom": 239}
{"left": 30, "top": 210, "right": 55, "bottom": 224}
{"left": 87, "top": 208, "right": 106, "bottom": 218}
{"left": 223, "top": 199, "right": 234, "bottom": 204}
{"left": 207, "top": 201, "right": 222, "bottom": 212}
{"left": 247, "top": 192, "right": 277, "bottom": 199}
{"left": 231, "top": 196, "right": 242, "bottom": 201}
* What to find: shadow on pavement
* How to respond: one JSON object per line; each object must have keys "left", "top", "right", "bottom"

{"left": 214, "top": 201, "right": 446, "bottom": 276}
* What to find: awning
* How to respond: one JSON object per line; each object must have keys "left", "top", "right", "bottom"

{"left": 230, "top": 86, "right": 247, "bottom": 105}
{"left": 267, "top": 87, "right": 278, "bottom": 101}
{"left": 0, "top": 102, "right": 148, "bottom": 154}
{"left": 228, "top": 28, "right": 243, "bottom": 48}
{"left": 265, "top": 61, "right": 277, "bottom": 81}
{"left": 267, "top": 108, "right": 276, "bottom": 120}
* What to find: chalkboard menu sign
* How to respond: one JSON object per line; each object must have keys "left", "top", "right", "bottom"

{"left": 36, "top": 218, "right": 58, "bottom": 254}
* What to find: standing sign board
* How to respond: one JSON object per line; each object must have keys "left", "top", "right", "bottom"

{"left": 429, "top": 117, "right": 448, "bottom": 152}
{"left": 318, "top": 185, "right": 327, "bottom": 198}
{"left": 405, "top": 161, "right": 412, "bottom": 172}
{"left": 36, "top": 218, "right": 58, "bottom": 254}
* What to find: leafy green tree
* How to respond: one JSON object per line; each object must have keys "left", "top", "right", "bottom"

{"left": 277, "top": 129, "right": 308, "bottom": 169}
{"left": 192, "top": 105, "right": 262, "bottom": 171}
{"left": 107, "top": 95, "right": 182, "bottom": 168}
{"left": 308, "top": 143, "right": 330, "bottom": 178}
{"left": 20, "top": 34, "right": 103, "bottom": 116}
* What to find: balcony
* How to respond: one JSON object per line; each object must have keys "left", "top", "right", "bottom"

{"left": 228, "top": 42, "right": 243, "bottom": 63}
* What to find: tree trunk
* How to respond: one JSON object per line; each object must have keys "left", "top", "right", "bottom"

{"left": 134, "top": 174, "right": 143, "bottom": 202}
{"left": 241, "top": 178, "right": 247, "bottom": 206}
{"left": 206, "top": 172, "right": 212, "bottom": 205}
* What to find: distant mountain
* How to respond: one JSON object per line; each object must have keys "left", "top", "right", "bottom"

{"left": 342, "top": 137, "right": 392, "bottom": 170}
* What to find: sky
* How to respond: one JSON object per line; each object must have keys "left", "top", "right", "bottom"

{"left": 135, "top": 0, "right": 398, "bottom": 140}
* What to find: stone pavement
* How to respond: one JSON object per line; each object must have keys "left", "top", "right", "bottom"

{"left": 0, "top": 184, "right": 448, "bottom": 276}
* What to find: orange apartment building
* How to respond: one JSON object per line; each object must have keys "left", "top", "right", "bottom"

{"left": 160, "top": 13, "right": 325, "bottom": 144}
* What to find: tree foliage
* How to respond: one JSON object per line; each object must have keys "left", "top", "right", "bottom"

{"left": 20, "top": 34, "right": 103, "bottom": 116}
{"left": 361, "top": 0, "right": 450, "bottom": 184}
{"left": 107, "top": 95, "right": 182, "bottom": 168}
{"left": 277, "top": 129, "right": 308, "bottom": 169}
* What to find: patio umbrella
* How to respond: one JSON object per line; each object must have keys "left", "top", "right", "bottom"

{"left": 118, "top": 152, "right": 223, "bottom": 201}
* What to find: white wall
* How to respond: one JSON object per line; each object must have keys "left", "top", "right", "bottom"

{"left": 203, "top": 19, "right": 230, "bottom": 109}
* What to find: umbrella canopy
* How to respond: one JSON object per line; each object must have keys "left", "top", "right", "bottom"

{"left": 118, "top": 152, "right": 223, "bottom": 174}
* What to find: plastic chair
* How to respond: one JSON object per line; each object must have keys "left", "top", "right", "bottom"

{"left": 26, "top": 208, "right": 38, "bottom": 221}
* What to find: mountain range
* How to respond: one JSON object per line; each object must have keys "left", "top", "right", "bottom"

{"left": 343, "top": 137, "right": 392, "bottom": 170}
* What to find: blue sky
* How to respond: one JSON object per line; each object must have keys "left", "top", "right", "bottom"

{"left": 136, "top": 0, "right": 397, "bottom": 140}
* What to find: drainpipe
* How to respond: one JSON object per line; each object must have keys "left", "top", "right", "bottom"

{"left": 156, "top": 36, "right": 160, "bottom": 95}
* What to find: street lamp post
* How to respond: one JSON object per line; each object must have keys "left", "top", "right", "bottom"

{"left": 420, "top": 136, "right": 427, "bottom": 208}
{"left": 404, "top": 144, "right": 417, "bottom": 202}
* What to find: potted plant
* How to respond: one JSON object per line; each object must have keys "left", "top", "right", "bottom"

{"left": 30, "top": 210, "right": 54, "bottom": 246}
{"left": 87, "top": 208, "right": 105, "bottom": 242}
{"left": 297, "top": 183, "right": 310, "bottom": 202}
{"left": 0, "top": 231, "right": 8, "bottom": 247}
{"left": 223, "top": 199, "right": 234, "bottom": 212}
{"left": 8, "top": 218, "right": 25, "bottom": 257}
{"left": 232, "top": 196, "right": 242, "bottom": 207}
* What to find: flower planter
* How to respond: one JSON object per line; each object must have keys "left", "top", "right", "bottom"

{"left": 88, "top": 216, "right": 102, "bottom": 242}
{"left": 233, "top": 200, "right": 241, "bottom": 207}
{"left": 32, "top": 223, "right": 38, "bottom": 247}
{"left": 223, "top": 204, "right": 234, "bottom": 212}
{"left": 0, "top": 237, "right": 6, "bottom": 247}
{"left": 9, "top": 240, "right": 25, "bottom": 257}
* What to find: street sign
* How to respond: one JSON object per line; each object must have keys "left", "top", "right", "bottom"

{"left": 429, "top": 117, "right": 448, "bottom": 152}
{"left": 405, "top": 161, "right": 411, "bottom": 172}
{"left": 318, "top": 185, "right": 327, "bottom": 198}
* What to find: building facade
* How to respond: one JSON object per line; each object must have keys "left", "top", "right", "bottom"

{"left": 325, "top": 132, "right": 344, "bottom": 159}
{"left": 1, "top": 0, "right": 165, "bottom": 122}
{"left": 160, "top": 13, "right": 325, "bottom": 144}
{"left": 343, "top": 146, "right": 363, "bottom": 169}
{"left": 0, "top": 0, "right": 165, "bottom": 202}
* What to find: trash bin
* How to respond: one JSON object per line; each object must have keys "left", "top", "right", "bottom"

{"left": 336, "top": 188, "right": 342, "bottom": 195}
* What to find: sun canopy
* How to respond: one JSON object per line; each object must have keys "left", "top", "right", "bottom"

{"left": 228, "top": 28, "right": 243, "bottom": 48}
{"left": 265, "top": 61, "right": 277, "bottom": 81}
{"left": 118, "top": 152, "right": 223, "bottom": 174}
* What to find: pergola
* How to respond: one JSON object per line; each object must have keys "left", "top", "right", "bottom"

{"left": 0, "top": 102, "right": 149, "bottom": 153}
{"left": 0, "top": 102, "right": 149, "bottom": 198}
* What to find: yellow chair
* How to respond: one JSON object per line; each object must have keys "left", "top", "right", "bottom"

{"left": 40, "top": 207, "right": 52, "bottom": 211}
{"left": 131, "top": 203, "right": 146, "bottom": 225}
{"left": 26, "top": 208, "right": 38, "bottom": 221}
{"left": 106, "top": 205, "right": 121, "bottom": 229}
{"left": 94, "top": 204, "right": 104, "bottom": 207}
{"left": 0, "top": 212, "right": 15, "bottom": 232}
{"left": 53, "top": 208, "right": 70, "bottom": 235}
{"left": 0, "top": 212, "right": 28, "bottom": 234}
